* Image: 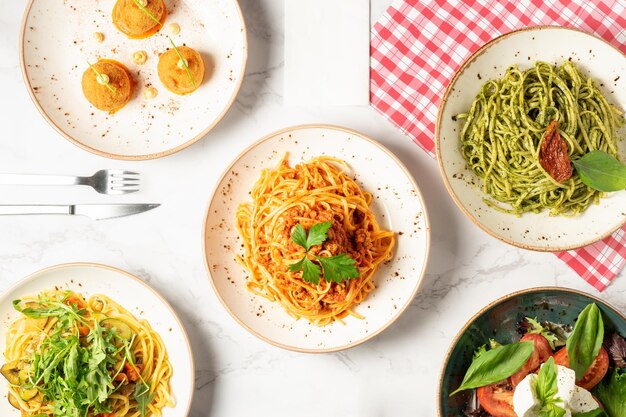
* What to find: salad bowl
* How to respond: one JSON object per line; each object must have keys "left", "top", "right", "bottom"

{"left": 439, "top": 287, "right": 626, "bottom": 417}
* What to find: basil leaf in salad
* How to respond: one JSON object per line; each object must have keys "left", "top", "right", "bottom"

{"left": 566, "top": 303, "right": 604, "bottom": 381}
{"left": 593, "top": 369, "right": 626, "bottom": 417}
{"left": 535, "top": 357, "right": 566, "bottom": 417}
{"left": 572, "top": 150, "right": 626, "bottom": 192}
{"left": 572, "top": 409, "right": 609, "bottom": 417}
{"left": 450, "top": 341, "right": 534, "bottom": 396}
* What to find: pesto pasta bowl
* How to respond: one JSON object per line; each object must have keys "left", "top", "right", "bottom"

{"left": 438, "top": 286, "right": 626, "bottom": 417}
{"left": 436, "top": 26, "right": 626, "bottom": 252}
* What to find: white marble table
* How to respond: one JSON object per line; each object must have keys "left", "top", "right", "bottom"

{"left": 0, "top": 1, "right": 624, "bottom": 416}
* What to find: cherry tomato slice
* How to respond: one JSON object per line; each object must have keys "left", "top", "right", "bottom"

{"left": 510, "top": 333, "right": 552, "bottom": 387}
{"left": 477, "top": 383, "right": 516, "bottom": 417}
{"left": 553, "top": 346, "right": 609, "bottom": 390}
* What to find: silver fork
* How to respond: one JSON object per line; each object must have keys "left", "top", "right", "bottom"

{"left": 0, "top": 170, "right": 140, "bottom": 195}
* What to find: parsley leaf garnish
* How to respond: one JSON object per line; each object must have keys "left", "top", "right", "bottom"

{"left": 288, "top": 221, "right": 359, "bottom": 285}
{"left": 316, "top": 254, "right": 360, "bottom": 283}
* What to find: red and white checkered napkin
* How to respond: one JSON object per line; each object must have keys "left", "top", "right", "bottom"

{"left": 370, "top": 0, "right": 626, "bottom": 291}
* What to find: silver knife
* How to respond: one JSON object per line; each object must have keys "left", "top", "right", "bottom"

{"left": 0, "top": 204, "right": 160, "bottom": 220}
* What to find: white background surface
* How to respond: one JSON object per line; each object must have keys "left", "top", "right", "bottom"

{"left": 0, "top": 1, "right": 625, "bottom": 416}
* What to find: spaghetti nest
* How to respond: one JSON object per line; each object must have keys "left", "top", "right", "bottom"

{"left": 236, "top": 156, "right": 395, "bottom": 326}
{"left": 3, "top": 290, "right": 173, "bottom": 417}
{"left": 457, "top": 61, "right": 623, "bottom": 216}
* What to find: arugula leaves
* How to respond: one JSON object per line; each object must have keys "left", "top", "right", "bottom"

{"left": 566, "top": 303, "right": 604, "bottom": 381}
{"left": 288, "top": 222, "right": 360, "bottom": 285}
{"left": 573, "top": 151, "right": 626, "bottom": 192}
{"left": 534, "top": 357, "right": 566, "bottom": 417}
{"left": 134, "top": 382, "right": 156, "bottom": 417}
{"left": 593, "top": 369, "right": 626, "bottom": 417}
{"left": 11, "top": 293, "right": 149, "bottom": 417}
{"left": 450, "top": 341, "right": 534, "bottom": 395}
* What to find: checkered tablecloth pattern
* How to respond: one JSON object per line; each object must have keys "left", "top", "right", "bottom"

{"left": 370, "top": 0, "right": 626, "bottom": 291}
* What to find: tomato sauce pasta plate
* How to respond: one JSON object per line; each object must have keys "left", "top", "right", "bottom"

{"left": 203, "top": 124, "right": 430, "bottom": 352}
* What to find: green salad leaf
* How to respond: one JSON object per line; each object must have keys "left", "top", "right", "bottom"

{"left": 593, "top": 369, "right": 626, "bottom": 417}
{"left": 450, "top": 341, "right": 534, "bottom": 396}
{"left": 573, "top": 409, "right": 609, "bottom": 417}
{"left": 524, "top": 317, "right": 566, "bottom": 350}
{"left": 573, "top": 150, "right": 626, "bottom": 192}
{"left": 566, "top": 303, "right": 604, "bottom": 381}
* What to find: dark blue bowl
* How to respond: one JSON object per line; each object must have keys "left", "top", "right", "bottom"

{"left": 438, "top": 287, "right": 626, "bottom": 417}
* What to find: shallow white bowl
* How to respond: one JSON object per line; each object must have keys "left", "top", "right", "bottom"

{"left": 0, "top": 263, "right": 193, "bottom": 417}
{"left": 436, "top": 26, "right": 626, "bottom": 251}
{"left": 20, "top": 0, "right": 247, "bottom": 160}
{"left": 203, "top": 124, "right": 431, "bottom": 352}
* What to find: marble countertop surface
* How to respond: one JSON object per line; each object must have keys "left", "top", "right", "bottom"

{"left": 1, "top": 1, "right": 624, "bottom": 416}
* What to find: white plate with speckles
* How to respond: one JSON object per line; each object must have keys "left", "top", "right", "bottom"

{"left": 436, "top": 26, "right": 626, "bottom": 252}
{"left": 20, "top": 0, "right": 247, "bottom": 160}
{"left": 0, "top": 263, "right": 193, "bottom": 417}
{"left": 202, "top": 124, "right": 431, "bottom": 352}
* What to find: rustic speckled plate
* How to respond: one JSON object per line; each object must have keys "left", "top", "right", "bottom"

{"left": 203, "top": 124, "right": 431, "bottom": 352}
{"left": 436, "top": 26, "right": 626, "bottom": 251}
{"left": 20, "top": 0, "right": 247, "bottom": 160}
{"left": 438, "top": 287, "right": 626, "bottom": 417}
{"left": 0, "top": 263, "right": 193, "bottom": 417}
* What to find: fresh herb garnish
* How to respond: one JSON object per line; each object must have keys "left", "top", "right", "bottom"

{"left": 10, "top": 293, "right": 137, "bottom": 417}
{"left": 524, "top": 317, "right": 566, "bottom": 350}
{"left": 450, "top": 341, "right": 534, "bottom": 396}
{"left": 287, "top": 222, "right": 360, "bottom": 285}
{"left": 593, "top": 369, "right": 626, "bottom": 417}
{"left": 573, "top": 150, "right": 626, "bottom": 192}
{"left": 168, "top": 36, "right": 196, "bottom": 88}
{"left": 566, "top": 303, "right": 604, "bottom": 381}
{"left": 534, "top": 357, "right": 567, "bottom": 417}
{"left": 87, "top": 61, "right": 115, "bottom": 93}
{"left": 132, "top": 0, "right": 162, "bottom": 26}
{"left": 134, "top": 381, "right": 156, "bottom": 417}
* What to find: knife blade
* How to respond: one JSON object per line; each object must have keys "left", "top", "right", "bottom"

{"left": 0, "top": 204, "right": 160, "bottom": 220}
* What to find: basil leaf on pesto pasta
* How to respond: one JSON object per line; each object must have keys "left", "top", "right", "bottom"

{"left": 573, "top": 151, "right": 626, "bottom": 192}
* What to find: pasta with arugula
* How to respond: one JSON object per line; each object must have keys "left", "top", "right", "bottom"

{"left": 1, "top": 290, "right": 173, "bottom": 417}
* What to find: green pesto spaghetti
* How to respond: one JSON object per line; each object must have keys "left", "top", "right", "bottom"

{"left": 456, "top": 61, "right": 623, "bottom": 216}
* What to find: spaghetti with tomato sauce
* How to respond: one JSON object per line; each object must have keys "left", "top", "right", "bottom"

{"left": 235, "top": 155, "right": 395, "bottom": 326}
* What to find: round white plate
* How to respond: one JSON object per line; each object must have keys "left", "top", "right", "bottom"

{"left": 203, "top": 124, "right": 431, "bottom": 352}
{"left": 0, "top": 263, "right": 193, "bottom": 417}
{"left": 436, "top": 26, "right": 626, "bottom": 252}
{"left": 20, "top": 0, "right": 247, "bottom": 160}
